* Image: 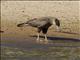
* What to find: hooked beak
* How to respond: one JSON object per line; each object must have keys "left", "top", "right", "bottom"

{"left": 56, "top": 26, "right": 61, "bottom": 32}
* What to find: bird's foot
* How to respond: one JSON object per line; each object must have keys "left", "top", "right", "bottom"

{"left": 40, "top": 40, "right": 43, "bottom": 42}
{"left": 44, "top": 40, "right": 48, "bottom": 44}
{"left": 40, "top": 40, "right": 44, "bottom": 44}
{"left": 36, "top": 39, "right": 43, "bottom": 44}
{"left": 36, "top": 39, "right": 40, "bottom": 43}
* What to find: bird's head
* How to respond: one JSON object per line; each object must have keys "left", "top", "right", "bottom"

{"left": 51, "top": 18, "right": 61, "bottom": 32}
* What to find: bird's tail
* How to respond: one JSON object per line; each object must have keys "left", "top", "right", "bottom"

{"left": 17, "top": 22, "right": 28, "bottom": 27}
{"left": 17, "top": 23, "right": 25, "bottom": 27}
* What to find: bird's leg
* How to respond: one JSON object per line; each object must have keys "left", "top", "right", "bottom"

{"left": 36, "top": 28, "right": 42, "bottom": 43}
{"left": 42, "top": 28, "right": 48, "bottom": 44}
{"left": 36, "top": 33, "right": 40, "bottom": 42}
{"left": 44, "top": 34, "right": 48, "bottom": 44}
{"left": 36, "top": 33, "right": 43, "bottom": 43}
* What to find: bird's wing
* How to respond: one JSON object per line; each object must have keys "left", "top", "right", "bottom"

{"left": 27, "top": 20, "right": 48, "bottom": 27}
{"left": 38, "top": 21, "right": 47, "bottom": 27}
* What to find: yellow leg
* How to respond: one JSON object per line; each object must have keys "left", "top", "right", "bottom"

{"left": 44, "top": 34, "right": 48, "bottom": 44}
{"left": 36, "top": 33, "right": 40, "bottom": 43}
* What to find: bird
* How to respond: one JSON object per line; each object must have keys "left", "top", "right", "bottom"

{"left": 17, "top": 16, "right": 61, "bottom": 43}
